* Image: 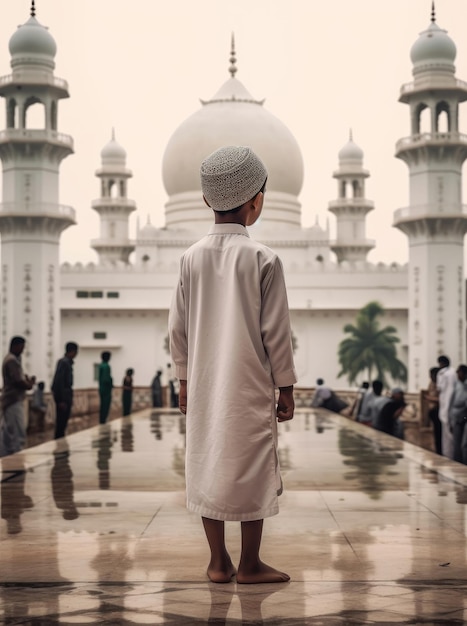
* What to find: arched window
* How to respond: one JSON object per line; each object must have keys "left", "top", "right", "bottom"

{"left": 109, "top": 181, "right": 119, "bottom": 199}
{"left": 109, "top": 222, "right": 116, "bottom": 239}
{"left": 352, "top": 180, "right": 360, "bottom": 198}
{"left": 7, "top": 99, "right": 17, "bottom": 128}
{"left": 50, "top": 101, "right": 57, "bottom": 130}
{"left": 435, "top": 101, "right": 450, "bottom": 133}
{"left": 415, "top": 102, "right": 430, "bottom": 134}
{"left": 340, "top": 180, "right": 347, "bottom": 199}
{"left": 24, "top": 97, "right": 46, "bottom": 129}
{"left": 119, "top": 180, "right": 126, "bottom": 197}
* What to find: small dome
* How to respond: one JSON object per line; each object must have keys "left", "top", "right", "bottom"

{"left": 139, "top": 219, "right": 159, "bottom": 240}
{"left": 9, "top": 16, "right": 56, "bottom": 62}
{"left": 338, "top": 138, "right": 364, "bottom": 163}
{"left": 101, "top": 136, "right": 127, "bottom": 165}
{"left": 410, "top": 21, "right": 456, "bottom": 68}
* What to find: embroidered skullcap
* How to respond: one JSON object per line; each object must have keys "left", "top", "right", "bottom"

{"left": 200, "top": 146, "right": 267, "bottom": 211}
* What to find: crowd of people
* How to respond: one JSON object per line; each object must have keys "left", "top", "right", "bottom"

{"left": 0, "top": 334, "right": 178, "bottom": 457}
{"left": 423, "top": 355, "right": 467, "bottom": 464}
{"left": 353, "top": 380, "right": 407, "bottom": 439}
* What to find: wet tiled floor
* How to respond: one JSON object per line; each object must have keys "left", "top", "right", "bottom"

{"left": 1, "top": 409, "right": 467, "bottom": 624}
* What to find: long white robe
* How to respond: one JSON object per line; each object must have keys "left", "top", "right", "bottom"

{"left": 168, "top": 223, "right": 297, "bottom": 521}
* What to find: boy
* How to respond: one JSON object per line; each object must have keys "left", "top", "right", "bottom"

{"left": 169, "top": 146, "right": 296, "bottom": 584}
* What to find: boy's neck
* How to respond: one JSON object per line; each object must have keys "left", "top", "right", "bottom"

{"left": 214, "top": 212, "right": 246, "bottom": 226}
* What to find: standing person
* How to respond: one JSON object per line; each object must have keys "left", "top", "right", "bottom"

{"left": 437, "top": 355, "right": 457, "bottom": 460}
{"left": 151, "top": 370, "right": 163, "bottom": 408}
{"left": 98, "top": 351, "right": 113, "bottom": 424}
{"left": 51, "top": 342, "right": 78, "bottom": 439}
{"left": 448, "top": 364, "right": 467, "bottom": 464}
{"left": 122, "top": 368, "right": 134, "bottom": 416}
{"left": 0, "top": 336, "right": 35, "bottom": 456}
{"left": 357, "top": 381, "right": 376, "bottom": 425}
{"left": 352, "top": 381, "right": 369, "bottom": 420}
{"left": 424, "top": 367, "right": 441, "bottom": 455}
{"left": 30, "top": 381, "right": 48, "bottom": 433}
{"left": 169, "top": 146, "right": 296, "bottom": 584}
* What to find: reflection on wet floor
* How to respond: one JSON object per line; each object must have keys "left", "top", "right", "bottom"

{"left": 1, "top": 409, "right": 467, "bottom": 624}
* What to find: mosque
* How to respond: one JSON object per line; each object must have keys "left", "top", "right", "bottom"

{"left": 0, "top": 3, "right": 466, "bottom": 393}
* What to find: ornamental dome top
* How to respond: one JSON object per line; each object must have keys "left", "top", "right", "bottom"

{"left": 139, "top": 217, "right": 159, "bottom": 240}
{"left": 338, "top": 132, "right": 364, "bottom": 164}
{"left": 9, "top": 6, "right": 57, "bottom": 70}
{"left": 410, "top": 15, "right": 456, "bottom": 70}
{"left": 100, "top": 131, "right": 127, "bottom": 166}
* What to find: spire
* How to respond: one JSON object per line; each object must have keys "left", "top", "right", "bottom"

{"left": 30, "top": 0, "right": 36, "bottom": 17}
{"left": 229, "top": 33, "right": 237, "bottom": 78}
{"left": 431, "top": 1, "right": 436, "bottom": 23}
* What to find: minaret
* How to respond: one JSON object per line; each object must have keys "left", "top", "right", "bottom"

{"left": 393, "top": 5, "right": 467, "bottom": 391}
{"left": 91, "top": 131, "right": 136, "bottom": 264}
{"left": 328, "top": 132, "right": 375, "bottom": 262}
{"left": 0, "top": 3, "right": 75, "bottom": 381}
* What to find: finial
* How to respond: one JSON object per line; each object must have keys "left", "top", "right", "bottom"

{"left": 431, "top": 1, "right": 436, "bottom": 22}
{"left": 349, "top": 128, "right": 353, "bottom": 141}
{"left": 111, "top": 127, "right": 115, "bottom": 141}
{"left": 30, "top": 0, "right": 36, "bottom": 17}
{"left": 229, "top": 33, "right": 237, "bottom": 78}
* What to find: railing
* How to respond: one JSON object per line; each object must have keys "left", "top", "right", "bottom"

{"left": 91, "top": 198, "right": 137, "bottom": 209}
{"left": 0, "top": 202, "right": 76, "bottom": 220}
{"left": 396, "top": 132, "right": 467, "bottom": 151}
{"left": 394, "top": 203, "right": 467, "bottom": 222}
{"left": 0, "top": 72, "right": 68, "bottom": 91}
{"left": 328, "top": 198, "right": 374, "bottom": 209}
{"left": 0, "top": 128, "right": 73, "bottom": 147}
{"left": 400, "top": 78, "right": 467, "bottom": 94}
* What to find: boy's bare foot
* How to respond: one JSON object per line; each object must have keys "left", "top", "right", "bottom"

{"left": 236, "top": 560, "right": 290, "bottom": 584}
{"left": 207, "top": 559, "right": 237, "bottom": 583}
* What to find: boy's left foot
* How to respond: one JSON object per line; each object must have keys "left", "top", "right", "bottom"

{"left": 236, "top": 561, "right": 290, "bottom": 584}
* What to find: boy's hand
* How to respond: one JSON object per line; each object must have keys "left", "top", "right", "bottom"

{"left": 179, "top": 380, "right": 187, "bottom": 414}
{"left": 277, "top": 386, "right": 294, "bottom": 422}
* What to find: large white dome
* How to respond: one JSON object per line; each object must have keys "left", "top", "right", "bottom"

{"left": 410, "top": 20, "right": 456, "bottom": 73}
{"left": 9, "top": 15, "right": 56, "bottom": 70}
{"left": 162, "top": 72, "right": 304, "bottom": 231}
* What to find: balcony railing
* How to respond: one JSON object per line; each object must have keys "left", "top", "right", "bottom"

{"left": 393, "top": 204, "right": 467, "bottom": 222}
{"left": 396, "top": 132, "right": 467, "bottom": 151}
{"left": 0, "top": 128, "right": 73, "bottom": 148}
{"left": 0, "top": 72, "right": 68, "bottom": 91}
{"left": 0, "top": 202, "right": 76, "bottom": 220}
{"left": 328, "top": 198, "right": 374, "bottom": 209}
{"left": 400, "top": 78, "right": 467, "bottom": 94}
{"left": 91, "top": 198, "right": 137, "bottom": 209}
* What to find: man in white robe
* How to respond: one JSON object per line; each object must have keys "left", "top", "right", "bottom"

{"left": 437, "top": 355, "right": 457, "bottom": 459}
{"left": 169, "top": 146, "right": 296, "bottom": 584}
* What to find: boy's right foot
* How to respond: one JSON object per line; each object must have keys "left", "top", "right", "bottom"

{"left": 236, "top": 560, "right": 290, "bottom": 584}
{"left": 207, "top": 560, "right": 237, "bottom": 583}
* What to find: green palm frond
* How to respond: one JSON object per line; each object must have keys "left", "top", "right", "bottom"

{"left": 338, "top": 301, "right": 407, "bottom": 387}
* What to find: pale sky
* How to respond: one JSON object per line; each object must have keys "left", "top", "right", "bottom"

{"left": 1, "top": 0, "right": 467, "bottom": 266}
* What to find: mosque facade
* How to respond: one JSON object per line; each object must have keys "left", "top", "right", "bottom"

{"left": 0, "top": 6, "right": 465, "bottom": 392}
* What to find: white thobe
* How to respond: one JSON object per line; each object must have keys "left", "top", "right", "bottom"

{"left": 437, "top": 366, "right": 457, "bottom": 459}
{"left": 168, "top": 224, "right": 297, "bottom": 521}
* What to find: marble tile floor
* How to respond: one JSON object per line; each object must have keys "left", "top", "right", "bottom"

{"left": 2, "top": 408, "right": 467, "bottom": 625}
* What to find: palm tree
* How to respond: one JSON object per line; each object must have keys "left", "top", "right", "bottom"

{"left": 338, "top": 301, "right": 407, "bottom": 387}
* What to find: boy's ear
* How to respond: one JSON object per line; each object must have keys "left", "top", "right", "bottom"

{"left": 203, "top": 194, "right": 211, "bottom": 208}
{"left": 252, "top": 190, "right": 263, "bottom": 210}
